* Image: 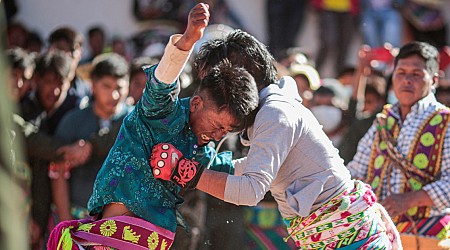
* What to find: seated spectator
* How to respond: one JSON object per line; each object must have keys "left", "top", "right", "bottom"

{"left": 347, "top": 41, "right": 450, "bottom": 249}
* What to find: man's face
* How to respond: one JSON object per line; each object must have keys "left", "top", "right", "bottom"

{"left": 128, "top": 71, "right": 147, "bottom": 104}
{"left": 189, "top": 95, "right": 238, "bottom": 146}
{"left": 48, "top": 40, "right": 81, "bottom": 79}
{"left": 92, "top": 76, "right": 128, "bottom": 118}
{"left": 392, "top": 55, "right": 435, "bottom": 108}
{"left": 8, "top": 68, "right": 33, "bottom": 102}
{"left": 363, "top": 92, "right": 384, "bottom": 114}
{"left": 36, "top": 72, "right": 69, "bottom": 112}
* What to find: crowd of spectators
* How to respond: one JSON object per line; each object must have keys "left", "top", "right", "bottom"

{"left": 3, "top": 0, "right": 450, "bottom": 249}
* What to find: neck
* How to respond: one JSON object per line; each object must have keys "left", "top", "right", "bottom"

{"left": 46, "top": 91, "right": 67, "bottom": 115}
{"left": 399, "top": 105, "right": 411, "bottom": 121}
{"left": 94, "top": 102, "right": 123, "bottom": 120}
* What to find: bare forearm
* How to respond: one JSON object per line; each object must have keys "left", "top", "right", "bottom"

{"left": 196, "top": 169, "right": 228, "bottom": 200}
{"left": 51, "top": 165, "right": 72, "bottom": 221}
{"left": 409, "top": 190, "right": 435, "bottom": 207}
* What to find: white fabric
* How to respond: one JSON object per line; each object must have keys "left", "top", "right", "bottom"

{"left": 154, "top": 34, "right": 193, "bottom": 84}
{"left": 224, "top": 76, "right": 354, "bottom": 218}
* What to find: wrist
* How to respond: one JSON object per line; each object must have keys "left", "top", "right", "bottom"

{"left": 175, "top": 36, "right": 196, "bottom": 51}
{"left": 171, "top": 158, "right": 205, "bottom": 189}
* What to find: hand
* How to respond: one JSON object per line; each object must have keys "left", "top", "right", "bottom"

{"left": 176, "top": 3, "right": 210, "bottom": 51}
{"left": 48, "top": 162, "right": 71, "bottom": 180}
{"left": 380, "top": 193, "right": 413, "bottom": 217}
{"left": 57, "top": 140, "right": 93, "bottom": 168}
{"left": 150, "top": 143, "right": 183, "bottom": 180}
{"left": 150, "top": 143, "right": 205, "bottom": 188}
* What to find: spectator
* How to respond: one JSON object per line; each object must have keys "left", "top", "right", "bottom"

{"left": 310, "top": 85, "right": 346, "bottom": 146}
{"left": 360, "top": 0, "right": 402, "bottom": 48}
{"left": 51, "top": 53, "right": 131, "bottom": 223}
{"left": 127, "top": 56, "right": 160, "bottom": 105}
{"left": 6, "top": 47, "right": 35, "bottom": 103}
{"left": 338, "top": 46, "right": 387, "bottom": 164}
{"left": 80, "top": 25, "right": 106, "bottom": 64}
{"left": 19, "top": 50, "right": 79, "bottom": 249}
{"left": 402, "top": 0, "right": 448, "bottom": 49}
{"left": 48, "top": 26, "right": 91, "bottom": 101}
{"left": 111, "top": 36, "right": 132, "bottom": 62}
{"left": 25, "top": 31, "right": 44, "bottom": 54}
{"left": 6, "top": 22, "right": 28, "bottom": 49}
{"left": 311, "top": 0, "right": 359, "bottom": 77}
{"left": 290, "top": 63, "right": 321, "bottom": 108}
{"left": 347, "top": 41, "right": 450, "bottom": 249}
{"left": 266, "top": 0, "right": 308, "bottom": 60}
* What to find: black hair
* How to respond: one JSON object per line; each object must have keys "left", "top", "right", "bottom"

{"left": 314, "top": 86, "right": 335, "bottom": 97}
{"left": 6, "top": 47, "right": 35, "bottom": 72}
{"left": 34, "top": 50, "right": 72, "bottom": 80}
{"left": 90, "top": 53, "right": 129, "bottom": 81}
{"left": 48, "top": 26, "right": 83, "bottom": 52}
{"left": 194, "top": 29, "right": 278, "bottom": 92}
{"left": 25, "top": 31, "right": 43, "bottom": 49}
{"left": 394, "top": 41, "right": 439, "bottom": 77}
{"left": 337, "top": 66, "right": 356, "bottom": 79}
{"left": 88, "top": 26, "right": 105, "bottom": 38}
{"left": 197, "top": 60, "right": 259, "bottom": 131}
{"left": 365, "top": 74, "right": 387, "bottom": 100}
{"left": 129, "top": 56, "right": 160, "bottom": 79}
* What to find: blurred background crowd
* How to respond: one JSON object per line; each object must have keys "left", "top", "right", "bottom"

{"left": 1, "top": 0, "right": 450, "bottom": 249}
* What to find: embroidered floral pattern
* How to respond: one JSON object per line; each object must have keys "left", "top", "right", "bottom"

{"left": 100, "top": 220, "right": 117, "bottom": 237}
{"left": 160, "top": 239, "right": 168, "bottom": 250}
{"left": 147, "top": 231, "right": 159, "bottom": 250}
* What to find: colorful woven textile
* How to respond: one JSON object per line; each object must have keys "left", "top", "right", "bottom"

{"left": 397, "top": 215, "right": 450, "bottom": 240}
{"left": 47, "top": 216, "right": 175, "bottom": 250}
{"left": 283, "top": 181, "right": 400, "bottom": 249}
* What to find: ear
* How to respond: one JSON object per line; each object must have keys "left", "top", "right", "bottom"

{"left": 432, "top": 71, "right": 441, "bottom": 88}
{"left": 190, "top": 95, "right": 203, "bottom": 112}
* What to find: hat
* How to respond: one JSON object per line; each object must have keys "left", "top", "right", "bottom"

{"left": 290, "top": 64, "right": 321, "bottom": 90}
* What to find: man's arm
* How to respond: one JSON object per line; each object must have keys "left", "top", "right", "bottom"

{"left": 196, "top": 169, "right": 228, "bottom": 200}
{"left": 51, "top": 163, "right": 72, "bottom": 221}
{"left": 154, "top": 3, "right": 209, "bottom": 84}
{"left": 380, "top": 190, "right": 434, "bottom": 217}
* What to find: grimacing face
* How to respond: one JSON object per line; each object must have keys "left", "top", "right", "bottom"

{"left": 392, "top": 55, "right": 435, "bottom": 109}
{"left": 189, "top": 95, "right": 238, "bottom": 146}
